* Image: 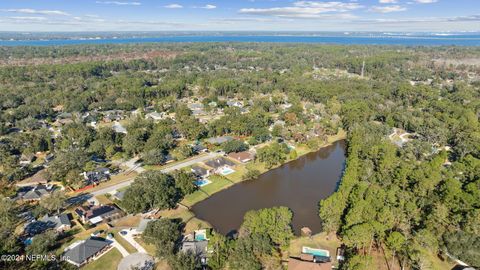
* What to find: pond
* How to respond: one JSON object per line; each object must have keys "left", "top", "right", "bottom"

{"left": 191, "top": 140, "right": 346, "bottom": 235}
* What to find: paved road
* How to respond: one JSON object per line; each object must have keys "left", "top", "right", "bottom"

{"left": 90, "top": 152, "right": 220, "bottom": 196}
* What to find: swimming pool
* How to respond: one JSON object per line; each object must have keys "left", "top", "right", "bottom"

{"left": 302, "top": 247, "right": 330, "bottom": 257}
{"left": 195, "top": 233, "right": 207, "bottom": 241}
{"left": 195, "top": 179, "right": 211, "bottom": 187}
{"left": 24, "top": 238, "right": 33, "bottom": 245}
{"left": 219, "top": 167, "right": 235, "bottom": 175}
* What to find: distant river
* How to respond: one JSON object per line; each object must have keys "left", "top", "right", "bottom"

{"left": 191, "top": 140, "right": 346, "bottom": 235}
{"left": 1, "top": 35, "right": 479, "bottom": 46}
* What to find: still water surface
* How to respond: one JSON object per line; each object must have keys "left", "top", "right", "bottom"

{"left": 191, "top": 140, "right": 346, "bottom": 235}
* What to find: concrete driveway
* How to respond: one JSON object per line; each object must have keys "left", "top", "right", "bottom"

{"left": 110, "top": 238, "right": 130, "bottom": 257}
{"left": 119, "top": 229, "right": 147, "bottom": 253}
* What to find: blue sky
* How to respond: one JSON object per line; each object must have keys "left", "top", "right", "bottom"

{"left": 0, "top": 0, "right": 478, "bottom": 32}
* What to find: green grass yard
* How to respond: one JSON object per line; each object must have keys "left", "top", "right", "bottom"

{"left": 83, "top": 248, "right": 122, "bottom": 270}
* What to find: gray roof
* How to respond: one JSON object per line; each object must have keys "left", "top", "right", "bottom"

{"left": 181, "top": 240, "right": 208, "bottom": 258}
{"left": 206, "top": 136, "right": 233, "bottom": 145}
{"left": 113, "top": 122, "right": 127, "bottom": 134}
{"left": 41, "top": 214, "right": 71, "bottom": 230}
{"left": 205, "top": 157, "right": 236, "bottom": 169}
{"left": 64, "top": 238, "right": 110, "bottom": 265}
{"left": 191, "top": 166, "right": 208, "bottom": 177}
{"left": 113, "top": 190, "right": 126, "bottom": 200}
{"left": 137, "top": 218, "right": 156, "bottom": 233}
{"left": 188, "top": 103, "right": 204, "bottom": 110}
{"left": 19, "top": 185, "right": 51, "bottom": 200}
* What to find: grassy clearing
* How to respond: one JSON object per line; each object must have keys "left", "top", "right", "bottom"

{"left": 157, "top": 208, "right": 211, "bottom": 234}
{"left": 95, "top": 194, "right": 114, "bottom": 205}
{"left": 181, "top": 175, "right": 234, "bottom": 207}
{"left": 135, "top": 237, "right": 156, "bottom": 255}
{"left": 112, "top": 214, "right": 142, "bottom": 228}
{"left": 83, "top": 248, "right": 122, "bottom": 270}
{"left": 289, "top": 232, "right": 341, "bottom": 259}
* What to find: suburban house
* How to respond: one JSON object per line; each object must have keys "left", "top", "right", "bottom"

{"left": 83, "top": 168, "right": 111, "bottom": 185}
{"left": 187, "top": 103, "right": 206, "bottom": 116}
{"left": 112, "top": 121, "right": 127, "bottom": 134}
{"left": 111, "top": 190, "right": 126, "bottom": 201}
{"left": 41, "top": 214, "right": 72, "bottom": 232}
{"left": 204, "top": 157, "right": 236, "bottom": 172}
{"left": 191, "top": 165, "right": 211, "bottom": 179}
{"left": 75, "top": 204, "right": 124, "bottom": 225}
{"left": 181, "top": 240, "right": 208, "bottom": 265}
{"left": 19, "top": 153, "right": 35, "bottom": 166}
{"left": 64, "top": 238, "right": 111, "bottom": 267}
{"left": 16, "top": 184, "right": 54, "bottom": 201}
{"left": 192, "top": 144, "right": 208, "bottom": 153}
{"left": 102, "top": 110, "right": 125, "bottom": 123}
{"left": 227, "top": 100, "right": 243, "bottom": 108}
{"left": 24, "top": 214, "right": 71, "bottom": 236}
{"left": 145, "top": 111, "right": 164, "bottom": 121}
{"left": 205, "top": 136, "right": 233, "bottom": 145}
{"left": 16, "top": 169, "right": 49, "bottom": 187}
{"left": 228, "top": 151, "right": 254, "bottom": 163}
{"left": 288, "top": 254, "right": 332, "bottom": 270}
{"left": 44, "top": 153, "right": 55, "bottom": 164}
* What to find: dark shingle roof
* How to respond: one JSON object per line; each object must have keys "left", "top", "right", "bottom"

{"left": 191, "top": 166, "right": 208, "bottom": 177}
{"left": 41, "top": 214, "right": 71, "bottom": 230}
{"left": 64, "top": 238, "right": 109, "bottom": 265}
{"left": 204, "top": 157, "right": 235, "bottom": 169}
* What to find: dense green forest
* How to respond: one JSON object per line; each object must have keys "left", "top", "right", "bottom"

{"left": 0, "top": 43, "right": 479, "bottom": 269}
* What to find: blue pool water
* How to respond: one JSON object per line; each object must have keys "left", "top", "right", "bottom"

{"left": 195, "top": 179, "right": 210, "bottom": 187}
{"left": 220, "top": 167, "right": 235, "bottom": 176}
{"left": 1, "top": 34, "right": 479, "bottom": 46}
{"left": 303, "top": 247, "right": 330, "bottom": 257}
{"left": 195, "top": 234, "right": 207, "bottom": 241}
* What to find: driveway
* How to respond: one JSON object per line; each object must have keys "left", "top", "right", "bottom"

{"left": 120, "top": 229, "right": 147, "bottom": 253}
{"left": 111, "top": 238, "right": 130, "bottom": 257}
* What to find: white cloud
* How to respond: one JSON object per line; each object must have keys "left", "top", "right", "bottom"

{"left": 239, "top": 1, "right": 362, "bottom": 18}
{"left": 201, "top": 5, "right": 217, "bottom": 9}
{"left": 95, "top": 1, "right": 141, "bottom": 6}
{"left": 8, "top": 16, "right": 47, "bottom": 21}
{"left": 164, "top": 4, "right": 183, "bottom": 9}
{"left": 371, "top": 5, "right": 407, "bottom": 13}
{"left": 379, "top": 0, "right": 398, "bottom": 3}
{"left": 1, "top": 8, "right": 70, "bottom": 16}
{"left": 414, "top": 0, "right": 438, "bottom": 3}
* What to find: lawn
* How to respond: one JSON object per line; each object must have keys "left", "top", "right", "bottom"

{"left": 83, "top": 248, "right": 122, "bottom": 270}
{"left": 95, "top": 194, "right": 114, "bottom": 205}
{"left": 135, "top": 237, "right": 156, "bottom": 255}
{"left": 157, "top": 208, "right": 211, "bottom": 234}
{"left": 289, "top": 232, "right": 341, "bottom": 259}
{"left": 112, "top": 214, "right": 142, "bottom": 228}
{"left": 181, "top": 175, "right": 233, "bottom": 207}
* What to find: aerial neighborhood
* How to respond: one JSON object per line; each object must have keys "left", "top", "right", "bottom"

{"left": 0, "top": 42, "right": 479, "bottom": 270}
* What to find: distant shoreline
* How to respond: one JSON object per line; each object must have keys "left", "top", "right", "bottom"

{"left": 1, "top": 34, "right": 479, "bottom": 46}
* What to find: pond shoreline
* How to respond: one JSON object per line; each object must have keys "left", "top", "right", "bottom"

{"left": 190, "top": 139, "right": 347, "bottom": 235}
{"left": 180, "top": 130, "right": 347, "bottom": 208}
